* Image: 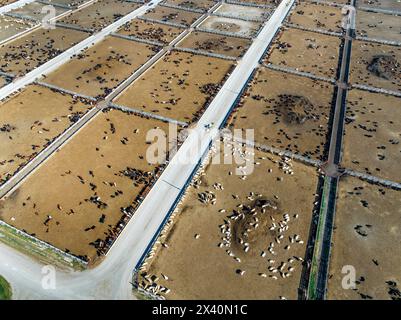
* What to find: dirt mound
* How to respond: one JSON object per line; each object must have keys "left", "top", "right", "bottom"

{"left": 230, "top": 198, "right": 280, "bottom": 258}
{"left": 367, "top": 55, "right": 400, "bottom": 80}
{"left": 275, "top": 94, "right": 317, "bottom": 124}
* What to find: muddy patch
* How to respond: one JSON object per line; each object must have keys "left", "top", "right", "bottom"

{"left": 367, "top": 55, "right": 400, "bottom": 81}
{"left": 273, "top": 94, "right": 318, "bottom": 125}
{"left": 229, "top": 198, "right": 280, "bottom": 259}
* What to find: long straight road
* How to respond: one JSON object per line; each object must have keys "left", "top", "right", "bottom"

{"left": 0, "top": 0, "right": 295, "bottom": 300}
{"left": 307, "top": 1, "right": 356, "bottom": 300}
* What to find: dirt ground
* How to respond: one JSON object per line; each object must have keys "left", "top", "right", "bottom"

{"left": 43, "top": 0, "right": 89, "bottom": 7}
{"left": 356, "top": 11, "right": 401, "bottom": 43}
{"left": 342, "top": 88, "right": 401, "bottom": 182}
{"left": 350, "top": 40, "right": 401, "bottom": 92}
{"left": 0, "top": 84, "right": 93, "bottom": 185}
{"left": 0, "top": 109, "right": 170, "bottom": 262}
{"left": 162, "top": 0, "right": 217, "bottom": 11}
{"left": 358, "top": 0, "right": 401, "bottom": 11}
{"left": 324, "top": 0, "right": 349, "bottom": 4}
{"left": 0, "top": 76, "right": 7, "bottom": 88}
{"left": 9, "top": 2, "right": 69, "bottom": 21}
{"left": 0, "top": 27, "right": 88, "bottom": 76}
{"left": 287, "top": 1, "right": 343, "bottom": 32}
{"left": 0, "top": 0, "right": 18, "bottom": 6}
{"left": 327, "top": 176, "right": 401, "bottom": 300}
{"left": 302, "top": 0, "right": 349, "bottom": 4}
{"left": 177, "top": 31, "right": 251, "bottom": 57}
{"left": 42, "top": 36, "right": 158, "bottom": 98}
{"left": 114, "top": 51, "right": 234, "bottom": 123}
{"left": 228, "top": 67, "right": 335, "bottom": 161}
{"left": 238, "top": 0, "right": 279, "bottom": 5}
{"left": 138, "top": 143, "right": 320, "bottom": 299}
{"left": 199, "top": 16, "right": 262, "bottom": 37}
{"left": 0, "top": 16, "right": 34, "bottom": 43}
{"left": 142, "top": 5, "right": 201, "bottom": 27}
{"left": 116, "top": 18, "right": 184, "bottom": 44}
{"left": 266, "top": 27, "right": 341, "bottom": 79}
{"left": 215, "top": 3, "right": 271, "bottom": 20}
{"left": 60, "top": 0, "right": 140, "bottom": 31}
